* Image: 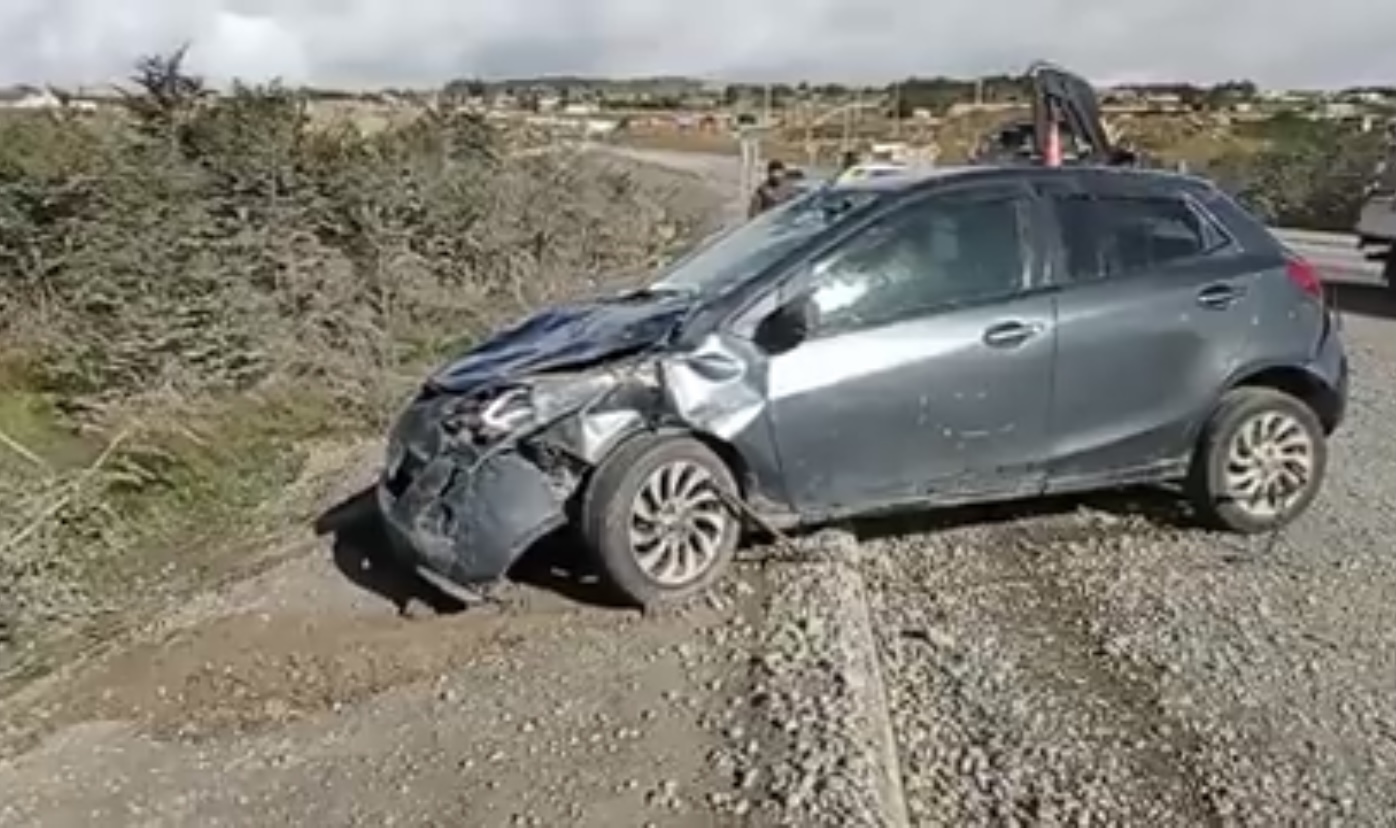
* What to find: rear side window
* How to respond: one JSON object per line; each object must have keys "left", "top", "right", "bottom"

{"left": 1053, "top": 193, "right": 1232, "bottom": 283}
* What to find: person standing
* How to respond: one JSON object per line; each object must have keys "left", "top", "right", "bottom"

{"left": 748, "top": 159, "right": 796, "bottom": 218}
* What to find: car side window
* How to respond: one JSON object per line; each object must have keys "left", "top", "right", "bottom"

{"left": 805, "top": 195, "right": 1026, "bottom": 337}
{"left": 1054, "top": 193, "right": 1230, "bottom": 283}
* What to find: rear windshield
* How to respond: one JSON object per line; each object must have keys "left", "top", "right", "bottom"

{"left": 651, "top": 187, "right": 886, "bottom": 296}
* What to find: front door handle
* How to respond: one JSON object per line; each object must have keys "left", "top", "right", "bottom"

{"left": 982, "top": 320, "right": 1043, "bottom": 348}
{"left": 1196, "top": 283, "right": 1244, "bottom": 309}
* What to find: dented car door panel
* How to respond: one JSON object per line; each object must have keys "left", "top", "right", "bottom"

{"left": 764, "top": 295, "right": 1057, "bottom": 513}
{"left": 754, "top": 184, "right": 1056, "bottom": 514}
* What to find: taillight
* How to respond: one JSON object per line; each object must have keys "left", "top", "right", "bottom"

{"left": 1285, "top": 255, "right": 1324, "bottom": 300}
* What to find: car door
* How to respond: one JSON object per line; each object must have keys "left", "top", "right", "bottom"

{"left": 1040, "top": 174, "right": 1258, "bottom": 488}
{"left": 758, "top": 181, "right": 1057, "bottom": 514}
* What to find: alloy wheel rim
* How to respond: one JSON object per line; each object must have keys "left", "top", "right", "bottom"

{"left": 1221, "top": 410, "right": 1316, "bottom": 520}
{"left": 627, "top": 460, "right": 730, "bottom": 586}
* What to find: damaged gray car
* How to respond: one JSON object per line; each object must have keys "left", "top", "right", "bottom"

{"left": 378, "top": 158, "right": 1348, "bottom": 608}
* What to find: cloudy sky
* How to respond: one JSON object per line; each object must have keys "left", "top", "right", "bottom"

{"left": 3, "top": 0, "right": 1394, "bottom": 90}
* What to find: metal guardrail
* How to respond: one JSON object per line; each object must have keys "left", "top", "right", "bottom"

{"left": 1272, "top": 228, "right": 1360, "bottom": 248}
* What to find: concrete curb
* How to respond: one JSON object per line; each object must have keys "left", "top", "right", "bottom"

{"left": 838, "top": 556, "right": 913, "bottom": 828}
{"left": 754, "top": 531, "right": 910, "bottom": 827}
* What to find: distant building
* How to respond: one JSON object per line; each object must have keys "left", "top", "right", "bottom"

{"left": 945, "top": 101, "right": 1018, "bottom": 117}
{"left": 0, "top": 85, "right": 55, "bottom": 108}
{"left": 583, "top": 119, "right": 618, "bottom": 138}
{"left": 0, "top": 85, "right": 98, "bottom": 111}
{"left": 1318, "top": 101, "right": 1360, "bottom": 120}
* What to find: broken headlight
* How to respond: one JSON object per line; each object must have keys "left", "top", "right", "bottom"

{"left": 478, "top": 386, "right": 534, "bottom": 434}
{"left": 447, "top": 373, "right": 622, "bottom": 444}
{"left": 527, "top": 373, "right": 623, "bottom": 424}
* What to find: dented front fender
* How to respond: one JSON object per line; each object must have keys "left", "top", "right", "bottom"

{"left": 376, "top": 333, "right": 788, "bottom": 591}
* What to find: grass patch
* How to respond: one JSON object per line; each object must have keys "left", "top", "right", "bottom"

{"left": 0, "top": 391, "right": 100, "bottom": 472}
{"left": 0, "top": 385, "right": 358, "bottom": 687}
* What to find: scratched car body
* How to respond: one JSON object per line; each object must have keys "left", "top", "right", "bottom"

{"left": 378, "top": 164, "right": 1349, "bottom": 607}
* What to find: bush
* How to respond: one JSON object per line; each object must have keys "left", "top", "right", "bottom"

{"left": 1203, "top": 114, "right": 1385, "bottom": 232}
{"left": 0, "top": 51, "right": 719, "bottom": 680}
{"left": 2, "top": 54, "right": 712, "bottom": 414}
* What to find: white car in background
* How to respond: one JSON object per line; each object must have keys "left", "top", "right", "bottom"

{"left": 835, "top": 161, "right": 912, "bottom": 184}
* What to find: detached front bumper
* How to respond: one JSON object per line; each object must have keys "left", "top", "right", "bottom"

{"left": 376, "top": 439, "right": 569, "bottom": 588}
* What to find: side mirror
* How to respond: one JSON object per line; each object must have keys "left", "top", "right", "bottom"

{"left": 754, "top": 294, "right": 815, "bottom": 355}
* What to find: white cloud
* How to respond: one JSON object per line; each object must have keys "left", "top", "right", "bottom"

{"left": 196, "top": 13, "right": 309, "bottom": 84}
{"left": 3, "top": 0, "right": 1394, "bottom": 89}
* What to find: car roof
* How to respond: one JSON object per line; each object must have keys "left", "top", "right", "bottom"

{"left": 846, "top": 161, "right": 908, "bottom": 171}
{"left": 829, "top": 166, "right": 967, "bottom": 192}
{"left": 824, "top": 163, "right": 1217, "bottom": 198}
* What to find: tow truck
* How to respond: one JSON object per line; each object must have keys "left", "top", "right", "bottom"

{"left": 813, "top": 62, "right": 1131, "bottom": 189}
{"left": 971, "top": 61, "right": 1139, "bottom": 168}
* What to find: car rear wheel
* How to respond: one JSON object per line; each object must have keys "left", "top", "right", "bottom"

{"left": 1187, "top": 387, "right": 1328, "bottom": 534}
{"left": 1384, "top": 246, "right": 1396, "bottom": 288}
{"left": 578, "top": 433, "right": 740, "bottom": 608}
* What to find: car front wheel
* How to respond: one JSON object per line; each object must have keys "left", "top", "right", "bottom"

{"left": 1187, "top": 387, "right": 1328, "bottom": 533}
{"left": 578, "top": 433, "right": 740, "bottom": 608}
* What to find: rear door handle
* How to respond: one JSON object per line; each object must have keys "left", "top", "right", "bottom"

{"left": 982, "top": 320, "right": 1043, "bottom": 348}
{"left": 1196, "top": 283, "right": 1245, "bottom": 309}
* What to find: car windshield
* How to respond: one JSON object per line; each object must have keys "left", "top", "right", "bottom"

{"left": 651, "top": 187, "right": 885, "bottom": 296}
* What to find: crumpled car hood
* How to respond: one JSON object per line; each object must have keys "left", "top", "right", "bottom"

{"left": 427, "top": 290, "right": 694, "bottom": 394}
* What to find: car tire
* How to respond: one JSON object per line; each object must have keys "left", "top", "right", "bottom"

{"left": 578, "top": 432, "right": 741, "bottom": 608}
{"left": 1186, "top": 387, "right": 1328, "bottom": 534}
{"left": 1384, "top": 246, "right": 1396, "bottom": 288}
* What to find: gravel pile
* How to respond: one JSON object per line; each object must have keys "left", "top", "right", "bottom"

{"left": 864, "top": 507, "right": 1218, "bottom": 825}
{"left": 736, "top": 530, "right": 910, "bottom": 828}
